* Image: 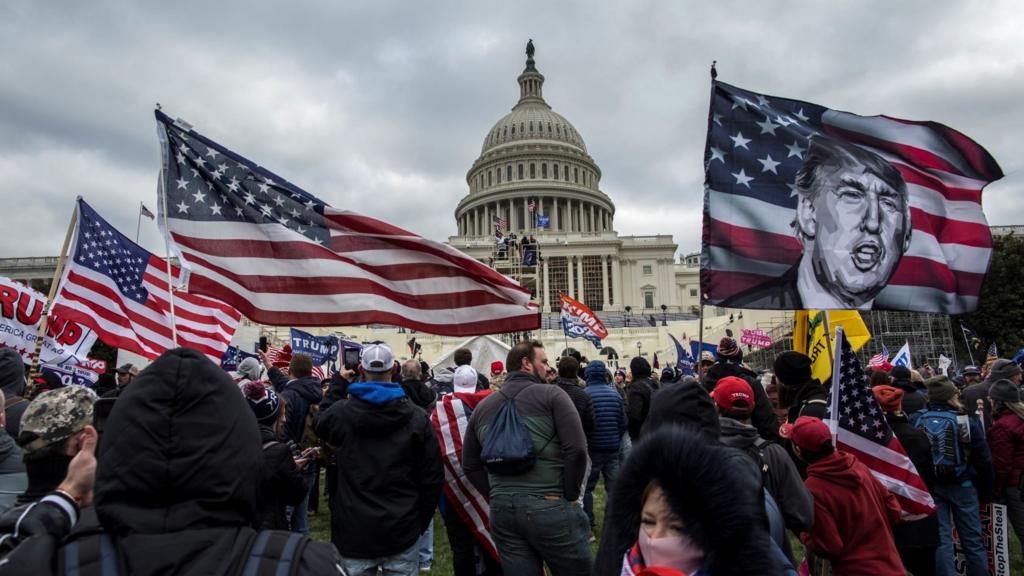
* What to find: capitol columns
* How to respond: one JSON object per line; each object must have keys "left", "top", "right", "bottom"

{"left": 566, "top": 256, "right": 575, "bottom": 298}
{"left": 576, "top": 256, "right": 584, "bottom": 301}
{"left": 601, "top": 253, "right": 610, "bottom": 310}
{"left": 611, "top": 254, "right": 622, "bottom": 309}
{"left": 541, "top": 256, "right": 550, "bottom": 311}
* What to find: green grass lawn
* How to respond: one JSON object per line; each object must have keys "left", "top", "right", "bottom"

{"left": 309, "top": 471, "right": 1023, "bottom": 574}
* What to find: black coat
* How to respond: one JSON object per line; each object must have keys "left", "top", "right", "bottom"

{"left": 626, "top": 377, "right": 654, "bottom": 441}
{"left": 0, "top": 348, "right": 343, "bottom": 575}
{"left": 886, "top": 413, "right": 940, "bottom": 549}
{"left": 268, "top": 370, "right": 323, "bottom": 445}
{"left": 315, "top": 385, "right": 444, "bottom": 559}
{"left": 891, "top": 377, "right": 927, "bottom": 415}
{"left": 554, "top": 377, "right": 595, "bottom": 443}
{"left": 705, "top": 362, "right": 781, "bottom": 442}
{"left": 595, "top": 425, "right": 782, "bottom": 576}
{"left": 256, "top": 425, "right": 308, "bottom": 530}
{"left": 400, "top": 378, "right": 437, "bottom": 412}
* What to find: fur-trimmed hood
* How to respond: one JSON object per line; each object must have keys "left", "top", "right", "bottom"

{"left": 594, "top": 425, "right": 778, "bottom": 576}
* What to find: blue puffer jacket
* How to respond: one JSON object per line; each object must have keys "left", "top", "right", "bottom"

{"left": 584, "top": 361, "right": 627, "bottom": 454}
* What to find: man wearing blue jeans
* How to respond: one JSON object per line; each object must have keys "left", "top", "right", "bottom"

{"left": 582, "top": 360, "right": 626, "bottom": 532}
{"left": 463, "top": 341, "right": 592, "bottom": 575}
{"left": 920, "top": 376, "right": 993, "bottom": 576}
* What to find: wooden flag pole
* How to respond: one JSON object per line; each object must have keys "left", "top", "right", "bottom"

{"left": 28, "top": 198, "right": 80, "bottom": 388}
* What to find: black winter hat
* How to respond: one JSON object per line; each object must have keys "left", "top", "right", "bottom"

{"left": 643, "top": 380, "right": 720, "bottom": 441}
{"left": 773, "top": 351, "right": 812, "bottom": 386}
{"left": 989, "top": 379, "right": 1022, "bottom": 404}
{"left": 989, "top": 359, "right": 1022, "bottom": 381}
{"left": 890, "top": 365, "right": 912, "bottom": 381}
{"left": 630, "top": 356, "right": 652, "bottom": 379}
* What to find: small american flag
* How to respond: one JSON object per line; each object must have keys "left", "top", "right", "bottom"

{"left": 826, "top": 326, "right": 935, "bottom": 518}
{"left": 51, "top": 199, "right": 241, "bottom": 364}
{"left": 492, "top": 214, "right": 507, "bottom": 232}
{"left": 867, "top": 344, "right": 890, "bottom": 368}
{"left": 527, "top": 199, "right": 536, "bottom": 213}
{"left": 155, "top": 111, "right": 537, "bottom": 336}
{"left": 987, "top": 342, "right": 999, "bottom": 360}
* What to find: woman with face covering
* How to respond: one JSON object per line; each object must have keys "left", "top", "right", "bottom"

{"left": 595, "top": 425, "right": 780, "bottom": 575}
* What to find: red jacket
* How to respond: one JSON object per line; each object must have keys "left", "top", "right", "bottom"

{"left": 801, "top": 450, "right": 904, "bottom": 576}
{"left": 989, "top": 409, "right": 1024, "bottom": 495}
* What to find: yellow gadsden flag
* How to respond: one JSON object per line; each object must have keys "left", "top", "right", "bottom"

{"left": 792, "top": 311, "right": 871, "bottom": 383}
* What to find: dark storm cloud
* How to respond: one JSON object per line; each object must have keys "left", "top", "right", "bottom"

{"left": 0, "top": 0, "right": 1020, "bottom": 259}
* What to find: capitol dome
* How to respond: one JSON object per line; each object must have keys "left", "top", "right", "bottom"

{"left": 455, "top": 41, "right": 613, "bottom": 238}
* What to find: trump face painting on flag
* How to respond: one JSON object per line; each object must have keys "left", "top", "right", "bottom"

{"left": 724, "top": 136, "right": 911, "bottom": 310}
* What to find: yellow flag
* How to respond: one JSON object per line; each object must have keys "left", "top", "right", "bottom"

{"left": 792, "top": 310, "right": 871, "bottom": 383}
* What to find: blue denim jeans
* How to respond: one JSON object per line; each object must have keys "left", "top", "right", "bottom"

{"left": 489, "top": 493, "right": 592, "bottom": 576}
{"left": 416, "top": 518, "right": 434, "bottom": 568}
{"left": 340, "top": 541, "right": 419, "bottom": 576}
{"left": 288, "top": 464, "right": 317, "bottom": 535}
{"left": 934, "top": 482, "right": 989, "bottom": 576}
{"left": 584, "top": 450, "right": 620, "bottom": 528}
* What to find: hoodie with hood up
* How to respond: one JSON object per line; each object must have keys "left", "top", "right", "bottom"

{"left": 315, "top": 379, "right": 444, "bottom": 559}
{"left": 0, "top": 348, "right": 343, "bottom": 575}
{"left": 0, "top": 348, "right": 27, "bottom": 438}
{"left": 268, "top": 368, "right": 323, "bottom": 445}
{"left": 802, "top": 450, "right": 904, "bottom": 575}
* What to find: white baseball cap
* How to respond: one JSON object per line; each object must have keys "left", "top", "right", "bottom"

{"left": 453, "top": 365, "right": 478, "bottom": 393}
{"left": 360, "top": 343, "right": 395, "bottom": 373}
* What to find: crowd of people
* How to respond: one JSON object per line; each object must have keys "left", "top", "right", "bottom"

{"left": 0, "top": 335, "right": 1019, "bottom": 575}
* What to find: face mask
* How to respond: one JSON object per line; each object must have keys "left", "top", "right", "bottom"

{"left": 638, "top": 528, "right": 704, "bottom": 573}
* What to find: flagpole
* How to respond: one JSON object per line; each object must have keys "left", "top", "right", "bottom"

{"left": 697, "top": 303, "right": 705, "bottom": 381}
{"left": 28, "top": 198, "right": 80, "bottom": 387}
{"left": 826, "top": 324, "right": 843, "bottom": 443}
{"left": 136, "top": 201, "right": 144, "bottom": 243}
{"left": 157, "top": 153, "right": 179, "bottom": 347}
{"left": 959, "top": 322, "right": 976, "bottom": 366}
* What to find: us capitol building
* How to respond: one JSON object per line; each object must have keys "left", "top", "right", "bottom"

{"left": 449, "top": 43, "right": 702, "bottom": 321}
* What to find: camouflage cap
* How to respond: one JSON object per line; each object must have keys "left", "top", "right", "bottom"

{"left": 17, "top": 386, "right": 97, "bottom": 453}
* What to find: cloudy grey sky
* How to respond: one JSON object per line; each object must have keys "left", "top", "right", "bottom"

{"left": 1, "top": 0, "right": 1021, "bottom": 259}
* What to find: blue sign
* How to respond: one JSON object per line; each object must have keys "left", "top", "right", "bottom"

{"left": 537, "top": 215, "right": 550, "bottom": 229}
{"left": 40, "top": 364, "right": 99, "bottom": 387}
{"left": 221, "top": 345, "right": 257, "bottom": 371}
{"left": 689, "top": 341, "right": 718, "bottom": 362}
{"left": 290, "top": 328, "right": 339, "bottom": 366}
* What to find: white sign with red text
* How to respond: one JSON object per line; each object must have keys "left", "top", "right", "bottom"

{"left": 0, "top": 276, "right": 97, "bottom": 367}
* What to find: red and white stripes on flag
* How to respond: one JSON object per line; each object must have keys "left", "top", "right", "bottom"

{"left": 156, "top": 111, "right": 538, "bottom": 336}
{"left": 51, "top": 200, "right": 241, "bottom": 365}
{"left": 827, "top": 326, "right": 936, "bottom": 519}
{"left": 430, "top": 394, "right": 499, "bottom": 561}
{"left": 702, "top": 81, "right": 1003, "bottom": 314}
{"left": 527, "top": 199, "right": 536, "bottom": 213}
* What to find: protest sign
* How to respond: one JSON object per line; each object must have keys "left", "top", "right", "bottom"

{"left": 0, "top": 276, "right": 97, "bottom": 367}
{"left": 40, "top": 363, "right": 100, "bottom": 387}
{"left": 740, "top": 328, "right": 773, "bottom": 349}
{"left": 953, "top": 502, "right": 1010, "bottom": 576}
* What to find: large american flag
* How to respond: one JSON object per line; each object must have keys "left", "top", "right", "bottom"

{"left": 431, "top": 393, "right": 498, "bottom": 562}
{"left": 702, "top": 81, "right": 1002, "bottom": 314}
{"left": 826, "top": 326, "right": 935, "bottom": 519}
{"left": 51, "top": 199, "right": 241, "bottom": 364}
{"left": 155, "top": 111, "right": 538, "bottom": 336}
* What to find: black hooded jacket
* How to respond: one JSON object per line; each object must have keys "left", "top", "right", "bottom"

{"left": 594, "top": 426, "right": 780, "bottom": 575}
{"left": 0, "top": 348, "right": 343, "bottom": 575}
{"left": 0, "top": 348, "right": 27, "bottom": 438}
{"left": 315, "top": 383, "right": 444, "bottom": 559}
{"left": 268, "top": 369, "right": 323, "bottom": 445}
{"left": 256, "top": 425, "right": 308, "bottom": 531}
{"left": 704, "top": 362, "right": 781, "bottom": 442}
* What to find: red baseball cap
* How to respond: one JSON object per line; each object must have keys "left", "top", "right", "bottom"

{"left": 490, "top": 361, "right": 504, "bottom": 374}
{"left": 712, "top": 376, "right": 754, "bottom": 415}
{"left": 789, "top": 416, "right": 832, "bottom": 452}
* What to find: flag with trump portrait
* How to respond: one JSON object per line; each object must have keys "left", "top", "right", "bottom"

{"left": 155, "top": 111, "right": 538, "bottom": 336}
{"left": 701, "top": 79, "right": 1003, "bottom": 313}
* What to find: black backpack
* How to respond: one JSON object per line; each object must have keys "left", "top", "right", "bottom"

{"left": 59, "top": 529, "right": 311, "bottom": 576}
{"left": 480, "top": 387, "right": 540, "bottom": 475}
{"left": 744, "top": 437, "right": 772, "bottom": 488}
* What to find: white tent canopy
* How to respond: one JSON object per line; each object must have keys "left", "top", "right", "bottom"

{"left": 430, "top": 335, "right": 511, "bottom": 376}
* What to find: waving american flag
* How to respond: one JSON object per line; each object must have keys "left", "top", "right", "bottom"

{"left": 51, "top": 199, "right": 240, "bottom": 364}
{"left": 155, "top": 111, "right": 538, "bottom": 336}
{"left": 826, "top": 326, "right": 935, "bottom": 519}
